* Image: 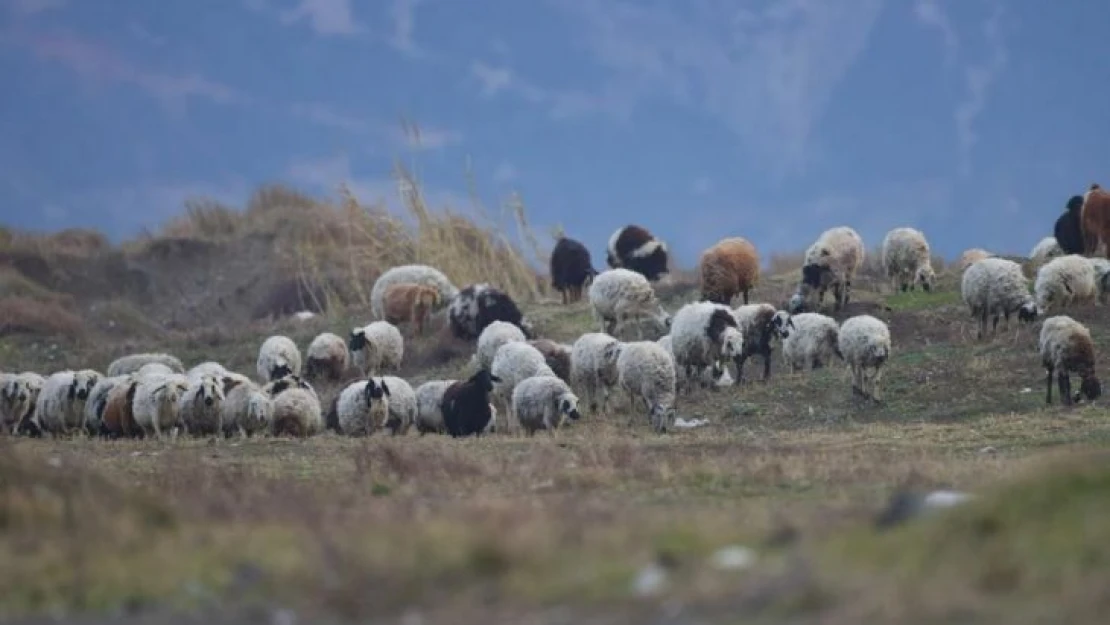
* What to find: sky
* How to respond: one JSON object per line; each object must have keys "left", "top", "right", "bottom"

{"left": 2, "top": 0, "right": 1109, "bottom": 267}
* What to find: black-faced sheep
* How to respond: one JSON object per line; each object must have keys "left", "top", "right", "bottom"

{"left": 881, "top": 227, "right": 936, "bottom": 292}
{"left": 370, "top": 264, "right": 459, "bottom": 320}
{"left": 263, "top": 375, "right": 322, "bottom": 438}
{"left": 550, "top": 236, "right": 598, "bottom": 304}
{"left": 177, "top": 374, "right": 233, "bottom": 437}
{"left": 448, "top": 283, "right": 535, "bottom": 341}
{"left": 1, "top": 372, "right": 44, "bottom": 435}
{"left": 790, "top": 226, "right": 865, "bottom": 314}
{"left": 1055, "top": 195, "right": 1085, "bottom": 255}
{"left": 838, "top": 314, "right": 891, "bottom": 401}
{"left": 256, "top": 335, "right": 302, "bottom": 383}
{"left": 1034, "top": 254, "right": 1098, "bottom": 313}
{"left": 588, "top": 268, "right": 672, "bottom": 339}
{"left": 511, "top": 376, "right": 581, "bottom": 436}
{"left": 960, "top": 257, "right": 1038, "bottom": 339}
{"left": 490, "top": 341, "right": 558, "bottom": 430}
{"left": 105, "top": 353, "right": 185, "bottom": 377}
{"left": 729, "top": 304, "right": 793, "bottom": 382}
{"left": 382, "top": 283, "right": 441, "bottom": 336}
{"left": 669, "top": 301, "right": 744, "bottom": 394}
{"left": 349, "top": 321, "right": 404, "bottom": 376}
{"left": 34, "top": 369, "right": 101, "bottom": 435}
{"left": 606, "top": 224, "right": 670, "bottom": 282}
{"left": 305, "top": 332, "right": 350, "bottom": 382}
{"left": 1038, "top": 315, "right": 1102, "bottom": 405}
{"left": 376, "top": 375, "right": 417, "bottom": 435}
{"left": 441, "top": 369, "right": 501, "bottom": 437}
{"left": 328, "top": 378, "right": 391, "bottom": 436}
{"left": 697, "top": 237, "right": 760, "bottom": 306}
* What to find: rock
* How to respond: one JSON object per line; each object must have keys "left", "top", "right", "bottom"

{"left": 709, "top": 545, "right": 757, "bottom": 571}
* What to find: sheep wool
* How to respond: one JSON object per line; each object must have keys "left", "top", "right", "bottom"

{"left": 569, "top": 332, "right": 621, "bottom": 415}
{"left": 1, "top": 372, "right": 44, "bottom": 434}
{"left": 1087, "top": 258, "right": 1110, "bottom": 304}
{"left": 1038, "top": 315, "right": 1102, "bottom": 405}
{"left": 588, "top": 268, "right": 673, "bottom": 339}
{"left": 881, "top": 227, "right": 936, "bottom": 292}
{"left": 221, "top": 381, "right": 273, "bottom": 438}
{"left": 528, "top": 339, "right": 573, "bottom": 382}
{"left": 34, "top": 369, "right": 101, "bottom": 435}
{"left": 349, "top": 321, "right": 404, "bottom": 376}
{"left": 838, "top": 315, "right": 891, "bottom": 401}
{"left": 960, "top": 257, "right": 1038, "bottom": 339}
{"left": 958, "top": 248, "right": 993, "bottom": 272}
{"left": 669, "top": 301, "right": 744, "bottom": 393}
{"left": 375, "top": 375, "right": 417, "bottom": 435}
{"left": 187, "top": 361, "right": 228, "bottom": 382}
{"left": 791, "top": 226, "right": 865, "bottom": 313}
{"left": 266, "top": 376, "right": 322, "bottom": 438}
{"left": 106, "top": 353, "right": 185, "bottom": 377}
{"left": 256, "top": 335, "right": 303, "bottom": 383}
{"left": 370, "top": 264, "right": 459, "bottom": 320}
{"left": 177, "top": 374, "right": 229, "bottom": 436}
{"left": 331, "top": 378, "right": 391, "bottom": 436}
{"left": 138, "top": 363, "right": 176, "bottom": 378}
{"left": 305, "top": 332, "right": 350, "bottom": 382}
{"left": 84, "top": 374, "right": 130, "bottom": 436}
{"left": 132, "top": 373, "right": 190, "bottom": 438}
{"left": 549, "top": 236, "right": 598, "bottom": 304}
{"left": 1034, "top": 254, "right": 1098, "bottom": 313}
{"left": 729, "top": 304, "right": 793, "bottom": 382}
{"left": 511, "top": 375, "right": 581, "bottom": 435}
{"left": 414, "top": 379, "right": 457, "bottom": 434}
{"left": 1029, "top": 236, "right": 1064, "bottom": 269}
{"left": 490, "top": 341, "right": 557, "bottom": 428}
{"left": 614, "top": 340, "right": 676, "bottom": 433}
{"left": 474, "top": 321, "right": 527, "bottom": 371}
{"left": 781, "top": 312, "right": 842, "bottom": 372}
{"left": 382, "top": 283, "right": 441, "bottom": 336}
{"left": 697, "top": 237, "right": 760, "bottom": 306}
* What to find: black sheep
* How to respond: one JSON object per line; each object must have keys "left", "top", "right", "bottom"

{"left": 1055, "top": 195, "right": 1085, "bottom": 255}
{"left": 440, "top": 369, "right": 501, "bottom": 437}
{"left": 606, "top": 224, "right": 670, "bottom": 282}
{"left": 549, "top": 236, "right": 597, "bottom": 304}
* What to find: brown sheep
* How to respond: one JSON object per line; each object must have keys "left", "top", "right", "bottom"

{"left": 528, "top": 339, "right": 572, "bottom": 383}
{"left": 1081, "top": 183, "right": 1110, "bottom": 258}
{"left": 383, "top": 283, "right": 441, "bottom": 335}
{"left": 697, "top": 237, "right": 760, "bottom": 306}
{"left": 101, "top": 380, "right": 141, "bottom": 439}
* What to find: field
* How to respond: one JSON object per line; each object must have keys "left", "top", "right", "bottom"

{"left": 2, "top": 181, "right": 1110, "bottom": 624}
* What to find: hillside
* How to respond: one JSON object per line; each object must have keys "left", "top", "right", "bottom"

{"left": 3, "top": 183, "right": 1109, "bottom": 625}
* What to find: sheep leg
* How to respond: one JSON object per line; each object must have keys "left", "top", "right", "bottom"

{"left": 978, "top": 310, "right": 989, "bottom": 340}
{"left": 1044, "top": 367, "right": 1054, "bottom": 404}
{"left": 761, "top": 346, "right": 773, "bottom": 381}
{"left": 1059, "top": 372, "right": 1073, "bottom": 406}
{"left": 742, "top": 289, "right": 750, "bottom": 305}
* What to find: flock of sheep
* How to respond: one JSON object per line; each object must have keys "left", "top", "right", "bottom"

{"left": 4, "top": 185, "right": 1110, "bottom": 440}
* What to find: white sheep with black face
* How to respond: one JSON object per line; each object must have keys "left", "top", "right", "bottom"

{"left": 669, "top": 301, "right": 744, "bottom": 394}
{"left": 329, "top": 378, "right": 391, "bottom": 436}
{"left": 729, "top": 304, "right": 793, "bottom": 382}
{"left": 33, "top": 369, "right": 102, "bottom": 435}
{"left": 490, "top": 341, "right": 557, "bottom": 431}
{"left": 1, "top": 371, "right": 45, "bottom": 434}
{"left": 256, "top": 335, "right": 302, "bottom": 383}
{"left": 348, "top": 321, "right": 404, "bottom": 376}
{"left": 375, "top": 375, "right": 417, "bottom": 435}
{"left": 177, "top": 374, "right": 230, "bottom": 437}
{"left": 511, "top": 376, "right": 581, "bottom": 436}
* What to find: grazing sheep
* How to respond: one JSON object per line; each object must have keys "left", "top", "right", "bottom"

{"left": 1055, "top": 195, "right": 1085, "bottom": 255}
{"left": 881, "top": 227, "right": 936, "bottom": 292}
{"left": 838, "top": 315, "right": 892, "bottom": 401}
{"left": 1080, "top": 183, "right": 1110, "bottom": 257}
{"left": 264, "top": 375, "right": 322, "bottom": 438}
{"left": 256, "top": 335, "right": 302, "bottom": 383}
{"left": 34, "top": 369, "right": 101, "bottom": 435}
{"left": 729, "top": 304, "right": 794, "bottom": 382}
{"left": 1030, "top": 236, "right": 1064, "bottom": 269}
{"left": 370, "top": 264, "right": 459, "bottom": 320}
{"left": 221, "top": 381, "right": 273, "bottom": 438}
{"left": 187, "top": 361, "right": 228, "bottom": 381}
{"left": 448, "top": 283, "right": 535, "bottom": 341}
{"left": 669, "top": 302, "right": 744, "bottom": 394}
{"left": 131, "top": 373, "right": 190, "bottom": 438}
{"left": 441, "top": 369, "right": 501, "bottom": 437}
{"left": 100, "top": 380, "right": 140, "bottom": 439}
{"left": 790, "top": 226, "right": 865, "bottom": 314}
{"left": 349, "top": 321, "right": 404, "bottom": 376}
{"left": 656, "top": 335, "right": 726, "bottom": 388}
{"left": 375, "top": 375, "right": 417, "bottom": 435}
{"left": 1087, "top": 258, "right": 1110, "bottom": 304}
{"left": 606, "top": 224, "right": 670, "bottom": 282}
{"left": 512, "top": 376, "right": 581, "bottom": 436}
{"left": 84, "top": 374, "right": 129, "bottom": 436}
{"left": 106, "top": 353, "right": 185, "bottom": 377}
{"left": 960, "top": 257, "right": 1038, "bottom": 339}
{"left": 473, "top": 320, "right": 527, "bottom": 371}
{"left": 382, "top": 283, "right": 441, "bottom": 336}
{"left": 588, "top": 268, "right": 673, "bottom": 339}
{"left": 1034, "top": 254, "right": 1099, "bottom": 313}
{"left": 490, "top": 341, "right": 558, "bottom": 429}
{"left": 304, "top": 332, "right": 350, "bottom": 382}
{"left": 569, "top": 332, "right": 622, "bottom": 416}
{"left": 697, "top": 237, "right": 760, "bottom": 306}
{"left": 550, "top": 236, "right": 598, "bottom": 304}
{"left": 177, "top": 374, "right": 232, "bottom": 437}
{"left": 328, "top": 378, "right": 391, "bottom": 436}
{"left": 1038, "top": 315, "right": 1102, "bottom": 405}
{"left": 958, "top": 248, "right": 993, "bottom": 272}
{"left": 528, "top": 339, "right": 572, "bottom": 382}
{"left": 1, "top": 372, "right": 45, "bottom": 435}
{"left": 781, "top": 312, "right": 843, "bottom": 372}
{"left": 613, "top": 340, "right": 676, "bottom": 433}
{"left": 413, "top": 379, "right": 456, "bottom": 434}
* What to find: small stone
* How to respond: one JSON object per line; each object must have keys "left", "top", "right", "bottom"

{"left": 709, "top": 545, "right": 757, "bottom": 571}
{"left": 979, "top": 446, "right": 997, "bottom": 455}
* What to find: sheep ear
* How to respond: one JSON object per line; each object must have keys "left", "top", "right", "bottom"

{"left": 67, "top": 381, "right": 77, "bottom": 400}
{"left": 222, "top": 376, "right": 243, "bottom": 394}
{"left": 380, "top": 381, "right": 391, "bottom": 396}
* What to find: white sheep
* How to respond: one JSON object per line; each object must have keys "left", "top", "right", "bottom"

{"left": 729, "top": 304, "right": 793, "bottom": 382}
{"left": 349, "top": 321, "right": 404, "bottom": 376}
{"left": 132, "top": 373, "right": 190, "bottom": 438}
{"left": 1038, "top": 315, "right": 1102, "bottom": 405}
{"left": 790, "top": 226, "right": 865, "bottom": 313}
{"left": 84, "top": 374, "right": 129, "bottom": 436}
{"left": 490, "top": 341, "right": 557, "bottom": 431}
{"left": 33, "top": 369, "right": 102, "bottom": 435}
{"left": 376, "top": 375, "right": 417, "bottom": 435}
{"left": 511, "top": 375, "right": 581, "bottom": 436}
{"left": 256, "top": 335, "right": 303, "bottom": 383}
{"left": 588, "top": 268, "right": 673, "bottom": 339}
{"left": 1034, "top": 254, "right": 1098, "bottom": 314}
{"left": 1029, "top": 236, "right": 1064, "bottom": 269}
{"left": 669, "top": 301, "right": 744, "bottom": 394}
{"left": 106, "top": 353, "right": 185, "bottom": 377}
{"left": 1088, "top": 258, "right": 1110, "bottom": 304}
{"left": 304, "top": 332, "right": 350, "bottom": 382}
{"left": 187, "top": 361, "right": 228, "bottom": 381}
{"left": 656, "top": 334, "right": 726, "bottom": 388}
{"left": 331, "top": 378, "right": 391, "bottom": 436}
{"left": 370, "top": 264, "right": 459, "bottom": 319}
{"left": 569, "top": 332, "right": 622, "bottom": 416}
{"left": 177, "top": 374, "right": 227, "bottom": 437}
{"left": 264, "top": 375, "right": 323, "bottom": 438}
{"left": 960, "top": 257, "right": 1038, "bottom": 339}
{"left": 881, "top": 227, "right": 936, "bottom": 292}
{"left": 138, "top": 362, "right": 177, "bottom": 378}
{"left": 1, "top": 371, "right": 45, "bottom": 434}
{"left": 838, "top": 314, "right": 891, "bottom": 401}
{"left": 781, "top": 312, "right": 843, "bottom": 372}
{"left": 473, "top": 321, "right": 527, "bottom": 371}
{"left": 221, "top": 380, "right": 273, "bottom": 438}
{"left": 614, "top": 340, "right": 676, "bottom": 433}
{"left": 414, "top": 379, "right": 456, "bottom": 434}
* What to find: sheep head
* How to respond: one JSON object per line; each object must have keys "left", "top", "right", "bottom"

{"left": 771, "top": 311, "right": 794, "bottom": 339}
{"left": 557, "top": 392, "right": 581, "bottom": 423}
{"left": 916, "top": 265, "right": 936, "bottom": 292}
{"left": 364, "top": 378, "right": 391, "bottom": 407}
{"left": 348, "top": 328, "right": 368, "bottom": 351}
